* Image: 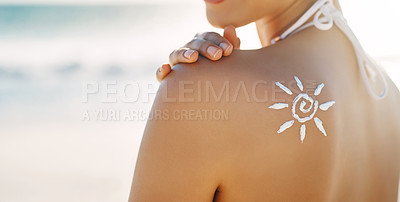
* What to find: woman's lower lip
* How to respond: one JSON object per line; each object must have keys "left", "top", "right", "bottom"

{"left": 204, "top": 0, "right": 224, "bottom": 4}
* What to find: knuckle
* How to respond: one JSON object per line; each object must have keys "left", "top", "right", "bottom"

{"left": 194, "top": 32, "right": 203, "bottom": 38}
{"left": 205, "top": 32, "right": 220, "bottom": 39}
{"left": 199, "top": 41, "right": 214, "bottom": 51}
{"left": 169, "top": 49, "right": 179, "bottom": 60}
{"left": 207, "top": 32, "right": 219, "bottom": 37}
{"left": 176, "top": 49, "right": 186, "bottom": 57}
{"left": 185, "top": 39, "right": 197, "bottom": 47}
{"left": 168, "top": 50, "right": 175, "bottom": 58}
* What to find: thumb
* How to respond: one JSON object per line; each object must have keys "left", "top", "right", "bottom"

{"left": 223, "top": 25, "right": 240, "bottom": 49}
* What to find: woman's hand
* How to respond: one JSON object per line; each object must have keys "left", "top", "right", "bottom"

{"left": 156, "top": 25, "right": 241, "bottom": 82}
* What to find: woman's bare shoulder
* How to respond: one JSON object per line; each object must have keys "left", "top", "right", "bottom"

{"left": 158, "top": 37, "right": 352, "bottom": 143}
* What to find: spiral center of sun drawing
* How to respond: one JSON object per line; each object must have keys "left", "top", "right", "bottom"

{"left": 268, "top": 76, "right": 335, "bottom": 143}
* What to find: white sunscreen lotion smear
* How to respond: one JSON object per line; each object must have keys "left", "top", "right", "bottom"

{"left": 269, "top": 76, "right": 335, "bottom": 143}
{"left": 268, "top": 103, "right": 289, "bottom": 110}
{"left": 275, "top": 82, "right": 293, "bottom": 95}
{"left": 319, "top": 101, "right": 336, "bottom": 111}
{"left": 278, "top": 120, "right": 295, "bottom": 134}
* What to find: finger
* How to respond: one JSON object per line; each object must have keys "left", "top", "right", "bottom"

{"left": 185, "top": 38, "right": 223, "bottom": 61}
{"left": 169, "top": 48, "right": 199, "bottom": 66}
{"left": 196, "top": 32, "right": 233, "bottom": 56}
{"left": 223, "top": 25, "right": 241, "bottom": 49}
{"left": 156, "top": 64, "right": 172, "bottom": 82}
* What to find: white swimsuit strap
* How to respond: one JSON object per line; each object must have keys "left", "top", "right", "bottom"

{"left": 271, "top": 0, "right": 388, "bottom": 99}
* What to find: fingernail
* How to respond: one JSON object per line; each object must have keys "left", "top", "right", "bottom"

{"left": 219, "top": 42, "right": 231, "bottom": 51}
{"left": 207, "top": 46, "right": 221, "bottom": 58}
{"left": 184, "top": 50, "right": 195, "bottom": 59}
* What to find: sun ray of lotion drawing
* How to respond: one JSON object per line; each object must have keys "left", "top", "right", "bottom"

{"left": 268, "top": 76, "right": 335, "bottom": 143}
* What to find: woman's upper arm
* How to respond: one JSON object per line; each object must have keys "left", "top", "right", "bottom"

{"left": 129, "top": 70, "right": 223, "bottom": 202}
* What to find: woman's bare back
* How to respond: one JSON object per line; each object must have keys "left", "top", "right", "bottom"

{"left": 130, "top": 24, "right": 400, "bottom": 202}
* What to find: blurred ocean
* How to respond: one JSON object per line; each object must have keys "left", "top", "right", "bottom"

{"left": 0, "top": 2, "right": 399, "bottom": 202}
{"left": 0, "top": 4, "right": 215, "bottom": 202}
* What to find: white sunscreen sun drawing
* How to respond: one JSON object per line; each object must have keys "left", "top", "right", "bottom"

{"left": 268, "top": 76, "right": 335, "bottom": 144}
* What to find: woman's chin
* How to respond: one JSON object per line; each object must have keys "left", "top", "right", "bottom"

{"left": 206, "top": 17, "right": 248, "bottom": 29}
{"left": 206, "top": 18, "right": 225, "bottom": 28}
{"left": 206, "top": 14, "right": 242, "bottom": 28}
{"left": 204, "top": 0, "right": 225, "bottom": 4}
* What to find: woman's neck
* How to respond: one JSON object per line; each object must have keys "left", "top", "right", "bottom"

{"left": 255, "top": 0, "right": 342, "bottom": 47}
{"left": 255, "top": 0, "right": 318, "bottom": 47}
